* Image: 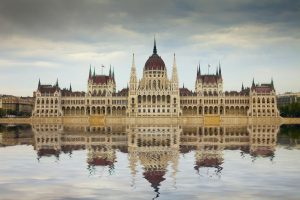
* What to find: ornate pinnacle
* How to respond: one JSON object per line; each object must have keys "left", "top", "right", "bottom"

{"left": 153, "top": 36, "right": 157, "bottom": 54}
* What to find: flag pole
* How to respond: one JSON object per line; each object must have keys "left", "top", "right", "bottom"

{"left": 101, "top": 65, "right": 104, "bottom": 75}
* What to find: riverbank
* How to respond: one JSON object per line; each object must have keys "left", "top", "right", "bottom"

{"left": 1, "top": 116, "right": 299, "bottom": 125}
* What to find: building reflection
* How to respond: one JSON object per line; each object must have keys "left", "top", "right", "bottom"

{"left": 0, "top": 123, "right": 280, "bottom": 193}
{"left": 127, "top": 125, "right": 180, "bottom": 197}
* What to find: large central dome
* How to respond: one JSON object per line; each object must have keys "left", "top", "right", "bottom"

{"left": 144, "top": 39, "right": 166, "bottom": 71}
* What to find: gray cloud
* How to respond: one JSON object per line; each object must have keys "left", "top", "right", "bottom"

{"left": 0, "top": 0, "right": 299, "bottom": 95}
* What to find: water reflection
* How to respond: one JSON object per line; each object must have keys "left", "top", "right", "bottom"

{"left": 1, "top": 123, "right": 297, "bottom": 199}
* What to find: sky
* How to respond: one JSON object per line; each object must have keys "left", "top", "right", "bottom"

{"left": 0, "top": 0, "right": 299, "bottom": 96}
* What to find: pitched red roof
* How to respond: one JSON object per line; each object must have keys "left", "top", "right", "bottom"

{"left": 38, "top": 85, "right": 60, "bottom": 93}
{"left": 87, "top": 157, "right": 114, "bottom": 166}
{"left": 113, "top": 88, "right": 129, "bottom": 96}
{"left": 61, "top": 89, "right": 85, "bottom": 96}
{"left": 198, "top": 75, "right": 222, "bottom": 84}
{"left": 251, "top": 147, "right": 274, "bottom": 157}
{"left": 253, "top": 85, "right": 273, "bottom": 94}
{"left": 37, "top": 149, "right": 60, "bottom": 157}
{"left": 180, "top": 87, "right": 194, "bottom": 96}
{"left": 195, "top": 157, "right": 223, "bottom": 168}
{"left": 90, "top": 75, "right": 114, "bottom": 85}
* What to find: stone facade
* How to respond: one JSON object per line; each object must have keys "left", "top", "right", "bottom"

{"left": 32, "top": 40, "right": 279, "bottom": 118}
{"left": 0, "top": 95, "right": 34, "bottom": 114}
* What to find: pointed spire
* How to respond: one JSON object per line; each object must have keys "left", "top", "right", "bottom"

{"left": 129, "top": 53, "right": 137, "bottom": 91}
{"left": 271, "top": 77, "right": 274, "bottom": 89}
{"left": 197, "top": 65, "right": 199, "bottom": 76}
{"left": 109, "top": 65, "right": 112, "bottom": 77}
{"left": 38, "top": 78, "right": 41, "bottom": 87}
{"left": 199, "top": 62, "right": 201, "bottom": 75}
{"left": 55, "top": 78, "right": 59, "bottom": 87}
{"left": 173, "top": 53, "right": 177, "bottom": 68}
{"left": 112, "top": 67, "right": 115, "bottom": 80}
{"left": 216, "top": 67, "right": 218, "bottom": 76}
{"left": 172, "top": 53, "right": 178, "bottom": 89}
{"left": 93, "top": 67, "right": 95, "bottom": 77}
{"left": 132, "top": 53, "right": 136, "bottom": 69}
{"left": 183, "top": 83, "right": 185, "bottom": 88}
{"left": 89, "top": 64, "right": 92, "bottom": 78}
{"left": 69, "top": 83, "right": 72, "bottom": 92}
{"left": 153, "top": 35, "right": 157, "bottom": 54}
{"left": 219, "top": 61, "right": 221, "bottom": 76}
{"left": 252, "top": 78, "right": 255, "bottom": 88}
{"left": 241, "top": 82, "right": 244, "bottom": 91}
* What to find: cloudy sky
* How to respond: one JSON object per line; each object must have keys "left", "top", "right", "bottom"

{"left": 0, "top": 0, "right": 299, "bottom": 96}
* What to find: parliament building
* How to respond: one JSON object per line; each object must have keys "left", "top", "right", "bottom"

{"left": 32, "top": 39, "right": 279, "bottom": 118}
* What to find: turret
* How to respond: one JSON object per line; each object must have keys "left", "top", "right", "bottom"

{"left": 89, "top": 64, "right": 92, "bottom": 79}
{"left": 129, "top": 53, "right": 138, "bottom": 92}
{"left": 271, "top": 78, "right": 274, "bottom": 90}
{"left": 112, "top": 67, "right": 115, "bottom": 82}
{"left": 69, "top": 83, "right": 72, "bottom": 92}
{"left": 38, "top": 78, "right": 41, "bottom": 89}
{"left": 109, "top": 65, "right": 112, "bottom": 77}
{"left": 171, "top": 53, "right": 179, "bottom": 91}
{"left": 55, "top": 78, "right": 59, "bottom": 87}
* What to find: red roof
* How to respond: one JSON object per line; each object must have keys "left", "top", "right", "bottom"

{"left": 251, "top": 147, "right": 274, "bottom": 157}
{"left": 37, "top": 149, "right": 60, "bottom": 157}
{"left": 251, "top": 83, "right": 274, "bottom": 94}
{"left": 61, "top": 89, "right": 85, "bottom": 96}
{"left": 198, "top": 75, "right": 222, "bottom": 84}
{"left": 38, "top": 85, "right": 59, "bottom": 93}
{"left": 195, "top": 158, "right": 223, "bottom": 168}
{"left": 143, "top": 170, "right": 166, "bottom": 188}
{"left": 180, "top": 87, "right": 194, "bottom": 96}
{"left": 253, "top": 86, "right": 273, "bottom": 93}
{"left": 90, "top": 75, "right": 114, "bottom": 85}
{"left": 88, "top": 157, "right": 114, "bottom": 166}
{"left": 113, "top": 88, "right": 129, "bottom": 96}
{"left": 144, "top": 54, "right": 166, "bottom": 71}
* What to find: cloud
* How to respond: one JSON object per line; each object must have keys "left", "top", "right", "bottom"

{"left": 0, "top": 0, "right": 299, "bottom": 95}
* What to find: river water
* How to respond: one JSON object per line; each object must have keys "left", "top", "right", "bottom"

{"left": 0, "top": 124, "right": 300, "bottom": 200}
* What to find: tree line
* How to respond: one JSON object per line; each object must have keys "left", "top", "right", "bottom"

{"left": 279, "top": 102, "right": 300, "bottom": 118}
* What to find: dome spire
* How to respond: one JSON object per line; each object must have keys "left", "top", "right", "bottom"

{"left": 153, "top": 35, "right": 157, "bottom": 54}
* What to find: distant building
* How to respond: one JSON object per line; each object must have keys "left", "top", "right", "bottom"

{"left": 0, "top": 95, "right": 34, "bottom": 115}
{"left": 277, "top": 92, "right": 300, "bottom": 107}
{"left": 32, "top": 39, "right": 279, "bottom": 118}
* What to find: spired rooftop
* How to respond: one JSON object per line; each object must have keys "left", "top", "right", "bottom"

{"left": 31, "top": 38, "right": 279, "bottom": 119}
{"left": 144, "top": 38, "right": 166, "bottom": 71}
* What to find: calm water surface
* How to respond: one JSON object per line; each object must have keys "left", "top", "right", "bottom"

{"left": 0, "top": 124, "right": 300, "bottom": 200}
